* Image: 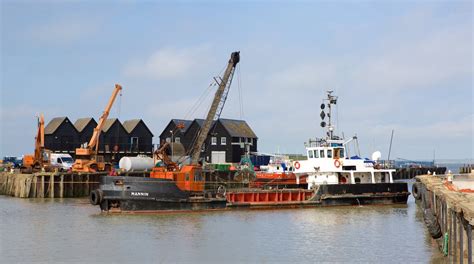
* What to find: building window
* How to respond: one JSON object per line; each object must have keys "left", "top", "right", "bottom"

{"left": 221, "top": 137, "right": 226, "bottom": 145}
{"left": 211, "top": 137, "right": 217, "bottom": 145}
{"left": 175, "top": 137, "right": 180, "bottom": 143}
{"left": 166, "top": 137, "right": 171, "bottom": 143}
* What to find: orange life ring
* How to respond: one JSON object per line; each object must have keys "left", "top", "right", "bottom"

{"left": 294, "top": 161, "right": 301, "bottom": 170}
{"left": 334, "top": 159, "right": 341, "bottom": 168}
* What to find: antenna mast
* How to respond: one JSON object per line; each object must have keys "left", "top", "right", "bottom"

{"left": 319, "top": 90, "right": 338, "bottom": 140}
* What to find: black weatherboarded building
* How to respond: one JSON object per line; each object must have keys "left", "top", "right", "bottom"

{"left": 123, "top": 119, "right": 154, "bottom": 153}
{"left": 74, "top": 118, "right": 98, "bottom": 147}
{"left": 44, "top": 117, "right": 154, "bottom": 161}
{"left": 159, "top": 118, "right": 257, "bottom": 164}
{"left": 44, "top": 117, "right": 79, "bottom": 154}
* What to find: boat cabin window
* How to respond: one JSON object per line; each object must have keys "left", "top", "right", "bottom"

{"left": 327, "top": 149, "right": 333, "bottom": 158}
{"left": 314, "top": 150, "right": 319, "bottom": 158}
{"left": 334, "top": 148, "right": 344, "bottom": 159}
{"left": 320, "top": 150, "right": 325, "bottom": 158}
{"left": 194, "top": 170, "right": 202, "bottom": 181}
{"left": 308, "top": 150, "right": 314, "bottom": 159}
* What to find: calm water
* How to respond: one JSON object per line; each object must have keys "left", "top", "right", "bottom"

{"left": 1, "top": 182, "right": 444, "bottom": 263}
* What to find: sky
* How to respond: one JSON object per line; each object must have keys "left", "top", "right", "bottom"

{"left": 1, "top": 0, "right": 472, "bottom": 160}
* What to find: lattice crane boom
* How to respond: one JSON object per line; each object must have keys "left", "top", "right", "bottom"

{"left": 190, "top": 51, "right": 240, "bottom": 164}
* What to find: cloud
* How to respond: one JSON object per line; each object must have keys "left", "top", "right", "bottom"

{"left": 236, "top": 8, "right": 472, "bottom": 159}
{"left": 28, "top": 17, "right": 99, "bottom": 43}
{"left": 351, "top": 27, "right": 472, "bottom": 91}
{"left": 123, "top": 45, "right": 214, "bottom": 80}
{"left": 266, "top": 63, "right": 338, "bottom": 92}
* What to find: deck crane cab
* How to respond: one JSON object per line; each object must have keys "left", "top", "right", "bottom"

{"left": 22, "top": 113, "right": 52, "bottom": 172}
{"left": 72, "top": 84, "right": 122, "bottom": 172}
{"left": 151, "top": 51, "right": 240, "bottom": 193}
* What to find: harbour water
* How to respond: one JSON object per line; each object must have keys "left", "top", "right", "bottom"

{"left": 0, "top": 182, "right": 443, "bottom": 263}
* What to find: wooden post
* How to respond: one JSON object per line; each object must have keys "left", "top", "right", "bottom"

{"left": 60, "top": 174, "right": 64, "bottom": 198}
{"left": 460, "top": 214, "right": 464, "bottom": 264}
{"left": 468, "top": 224, "right": 472, "bottom": 264}
{"left": 68, "top": 173, "right": 73, "bottom": 197}
{"left": 85, "top": 174, "right": 90, "bottom": 197}
{"left": 39, "top": 175, "right": 44, "bottom": 198}
{"left": 49, "top": 173, "right": 55, "bottom": 198}
{"left": 31, "top": 175, "right": 37, "bottom": 198}
{"left": 454, "top": 212, "right": 458, "bottom": 262}
{"left": 448, "top": 209, "right": 454, "bottom": 256}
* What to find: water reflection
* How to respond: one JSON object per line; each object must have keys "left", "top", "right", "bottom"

{"left": 0, "top": 185, "right": 444, "bottom": 263}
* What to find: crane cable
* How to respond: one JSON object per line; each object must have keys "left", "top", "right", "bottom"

{"left": 181, "top": 62, "right": 229, "bottom": 157}
{"left": 237, "top": 63, "right": 244, "bottom": 119}
{"left": 183, "top": 64, "right": 228, "bottom": 120}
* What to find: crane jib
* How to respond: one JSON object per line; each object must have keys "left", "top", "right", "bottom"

{"left": 190, "top": 51, "right": 240, "bottom": 164}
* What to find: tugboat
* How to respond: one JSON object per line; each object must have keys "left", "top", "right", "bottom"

{"left": 226, "top": 91, "right": 410, "bottom": 207}
{"left": 90, "top": 51, "right": 241, "bottom": 213}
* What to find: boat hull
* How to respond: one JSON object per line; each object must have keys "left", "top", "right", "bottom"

{"left": 96, "top": 176, "right": 227, "bottom": 213}
{"left": 93, "top": 176, "right": 409, "bottom": 212}
{"left": 317, "top": 182, "right": 410, "bottom": 206}
{"left": 226, "top": 182, "right": 409, "bottom": 208}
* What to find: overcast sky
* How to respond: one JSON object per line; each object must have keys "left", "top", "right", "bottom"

{"left": 1, "top": 1, "right": 472, "bottom": 160}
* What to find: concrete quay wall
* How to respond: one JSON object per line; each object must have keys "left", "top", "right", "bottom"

{"left": 416, "top": 174, "right": 473, "bottom": 263}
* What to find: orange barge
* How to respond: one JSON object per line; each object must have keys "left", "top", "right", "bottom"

{"left": 226, "top": 188, "right": 317, "bottom": 208}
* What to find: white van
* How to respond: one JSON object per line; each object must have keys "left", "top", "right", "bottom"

{"left": 50, "top": 154, "right": 74, "bottom": 171}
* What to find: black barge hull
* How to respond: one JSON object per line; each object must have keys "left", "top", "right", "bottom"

{"left": 94, "top": 176, "right": 227, "bottom": 213}
{"left": 317, "top": 182, "right": 410, "bottom": 206}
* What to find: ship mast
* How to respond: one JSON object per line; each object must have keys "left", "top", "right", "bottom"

{"left": 320, "top": 90, "right": 338, "bottom": 140}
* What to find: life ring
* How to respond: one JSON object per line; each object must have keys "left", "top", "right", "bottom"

{"left": 334, "top": 159, "right": 341, "bottom": 168}
{"left": 294, "top": 161, "right": 301, "bottom": 170}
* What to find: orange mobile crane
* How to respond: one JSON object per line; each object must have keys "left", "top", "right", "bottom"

{"left": 150, "top": 51, "right": 240, "bottom": 193}
{"left": 22, "top": 113, "right": 52, "bottom": 172}
{"left": 72, "top": 84, "right": 122, "bottom": 172}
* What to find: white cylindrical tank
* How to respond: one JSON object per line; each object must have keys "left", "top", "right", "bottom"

{"left": 119, "top": 156, "right": 154, "bottom": 172}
